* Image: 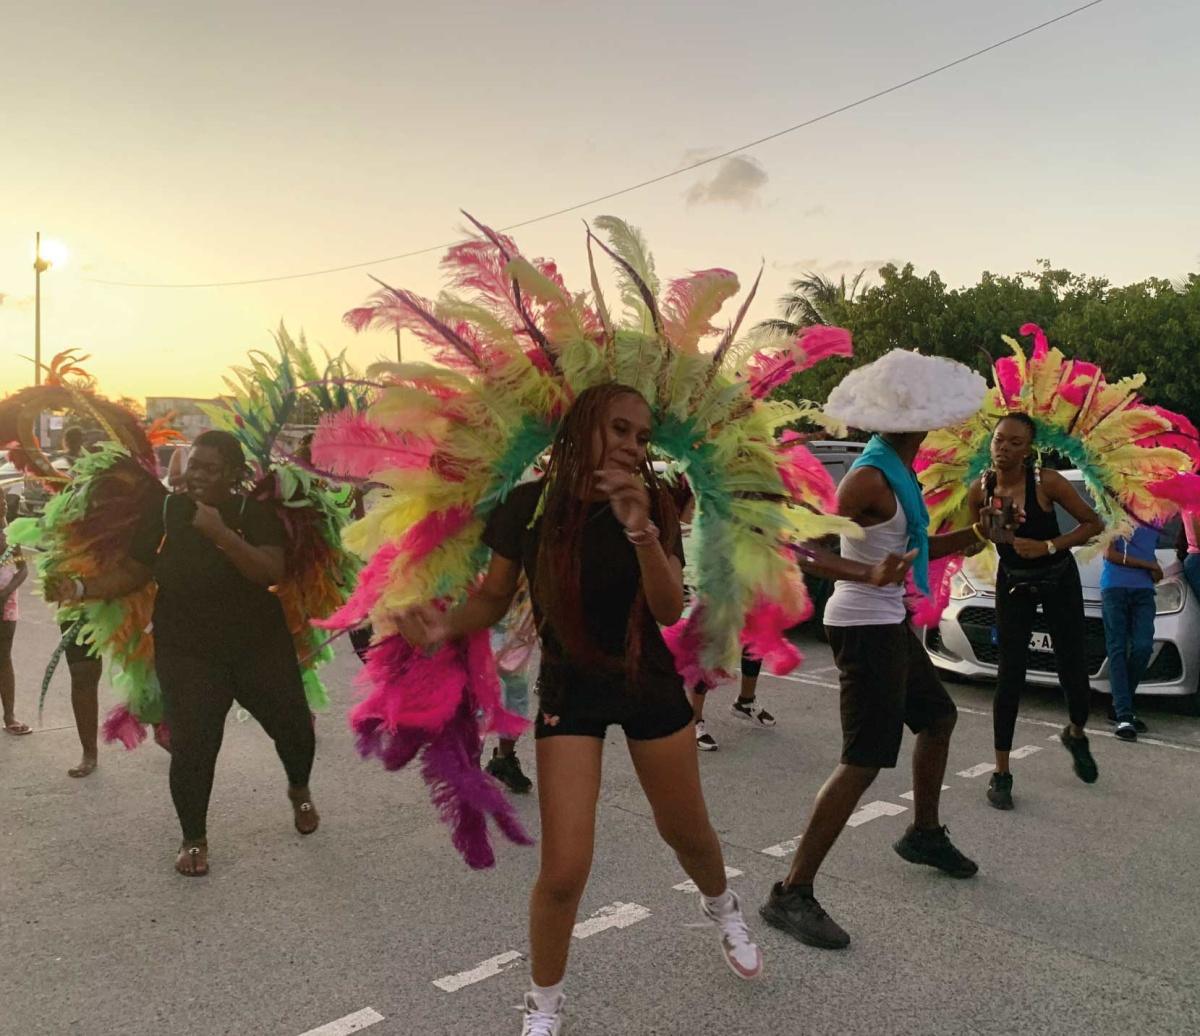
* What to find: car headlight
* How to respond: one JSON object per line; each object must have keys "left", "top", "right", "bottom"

{"left": 949, "top": 570, "right": 977, "bottom": 600}
{"left": 1156, "top": 578, "right": 1185, "bottom": 615}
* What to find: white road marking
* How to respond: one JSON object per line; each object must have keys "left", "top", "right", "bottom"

{"left": 956, "top": 762, "right": 997, "bottom": 779}
{"left": 433, "top": 951, "right": 524, "bottom": 993}
{"left": 297, "top": 1008, "right": 385, "bottom": 1035}
{"left": 955, "top": 704, "right": 1200, "bottom": 755}
{"left": 572, "top": 902, "right": 651, "bottom": 940}
{"left": 771, "top": 673, "right": 839, "bottom": 689}
{"left": 1009, "top": 744, "right": 1043, "bottom": 759}
{"left": 673, "top": 867, "right": 743, "bottom": 893}
{"left": 760, "top": 838, "right": 799, "bottom": 858}
{"left": 846, "top": 800, "right": 908, "bottom": 827}
{"left": 899, "top": 785, "right": 949, "bottom": 800}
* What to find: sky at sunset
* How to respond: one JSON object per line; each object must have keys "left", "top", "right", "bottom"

{"left": 2, "top": 0, "right": 1197, "bottom": 401}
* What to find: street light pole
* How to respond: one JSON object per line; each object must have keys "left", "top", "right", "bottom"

{"left": 33, "top": 230, "right": 49, "bottom": 387}
{"left": 395, "top": 326, "right": 402, "bottom": 364}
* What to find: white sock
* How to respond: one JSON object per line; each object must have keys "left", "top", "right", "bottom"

{"left": 702, "top": 888, "right": 736, "bottom": 916}
{"left": 529, "top": 980, "right": 564, "bottom": 1013}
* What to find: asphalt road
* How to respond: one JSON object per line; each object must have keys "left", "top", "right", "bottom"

{"left": 3, "top": 585, "right": 1199, "bottom": 1036}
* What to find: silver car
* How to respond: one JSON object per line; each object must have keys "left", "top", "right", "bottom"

{"left": 924, "top": 470, "right": 1199, "bottom": 711}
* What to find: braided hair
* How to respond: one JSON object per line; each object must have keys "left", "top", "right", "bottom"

{"left": 532, "top": 383, "right": 679, "bottom": 701}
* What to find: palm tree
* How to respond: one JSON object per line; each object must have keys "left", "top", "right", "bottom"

{"left": 757, "top": 269, "right": 866, "bottom": 336}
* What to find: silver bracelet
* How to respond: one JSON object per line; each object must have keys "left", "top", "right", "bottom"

{"left": 625, "top": 521, "right": 660, "bottom": 546}
{"left": 72, "top": 577, "right": 85, "bottom": 601}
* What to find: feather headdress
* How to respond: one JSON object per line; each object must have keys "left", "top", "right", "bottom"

{"left": 315, "top": 214, "right": 857, "bottom": 867}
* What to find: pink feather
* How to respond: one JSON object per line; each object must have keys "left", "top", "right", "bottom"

{"left": 740, "top": 596, "right": 808, "bottom": 675}
{"left": 994, "top": 357, "right": 1023, "bottom": 407}
{"left": 661, "top": 268, "right": 740, "bottom": 351}
{"left": 1146, "top": 473, "right": 1200, "bottom": 511}
{"left": 102, "top": 705, "right": 147, "bottom": 750}
{"left": 747, "top": 325, "right": 852, "bottom": 398}
{"left": 663, "top": 610, "right": 729, "bottom": 690}
{"left": 909, "top": 554, "right": 962, "bottom": 628}
{"left": 312, "top": 409, "right": 436, "bottom": 479}
{"left": 315, "top": 542, "right": 403, "bottom": 629}
{"left": 778, "top": 434, "right": 837, "bottom": 511}
{"left": 1020, "top": 322, "right": 1050, "bottom": 359}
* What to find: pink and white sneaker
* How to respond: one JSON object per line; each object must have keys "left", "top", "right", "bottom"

{"left": 701, "top": 891, "right": 764, "bottom": 980}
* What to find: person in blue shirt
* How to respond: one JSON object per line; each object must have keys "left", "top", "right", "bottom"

{"left": 1100, "top": 523, "right": 1163, "bottom": 741}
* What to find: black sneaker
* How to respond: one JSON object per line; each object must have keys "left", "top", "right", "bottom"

{"left": 695, "top": 721, "right": 719, "bottom": 751}
{"left": 893, "top": 825, "right": 979, "bottom": 878}
{"left": 1132, "top": 717, "right": 1148, "bottom": 734}
{"left": 759, "top": 881, "right": 850, "bottom": 949}
{"left": 485, "top": 750, "right": 532, "bottom": 793}
{"left": 1060, "top": 727, "right": 1099, "bottom": 784}
{"left": 1114, "top": 721, "right": 1137, "bottom": 742}
{"left": 987, "top": 772, "right": 1014, "bottom": 810}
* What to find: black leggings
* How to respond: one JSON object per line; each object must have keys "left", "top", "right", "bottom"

{"left": 157, "top": 630, "right": 314, "bottom": 841}
{"left": 993, "top": 557, "right": 1091, "bottom": 752}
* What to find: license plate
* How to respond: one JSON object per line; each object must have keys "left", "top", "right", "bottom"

{"left": 989, "top": 628, "right": 1053, "bottom": 651}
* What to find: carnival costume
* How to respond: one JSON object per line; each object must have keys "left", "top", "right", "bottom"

{"left": 914, "top": 322, "right": 1200, "bottom": 625}
{"left": 313, "top": 214, "right": 856, "bottom": 868}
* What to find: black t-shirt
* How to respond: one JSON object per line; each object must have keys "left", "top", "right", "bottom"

{"left": 482, "top": 480, "right": 685, "bottom": 703}
{"left": 129, "top": 493, "right": 289, "bottom": 654}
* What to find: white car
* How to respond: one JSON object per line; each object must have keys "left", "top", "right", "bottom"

{"left": 924, "top": 470, "right": 1199, "bottom": 711}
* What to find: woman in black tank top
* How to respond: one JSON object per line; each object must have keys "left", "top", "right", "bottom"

{"left": 970, "top": 414, "right": 1104, "bottom": 809}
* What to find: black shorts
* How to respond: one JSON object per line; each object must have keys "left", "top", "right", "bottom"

{"left": 60, "top": 621, "right": 99, "bottom": 669}
{"left": 826, "top": 621, "right": 956, "bottom": 769}
{"left": 534, "top": 678, "right": 693, "bottom": 742}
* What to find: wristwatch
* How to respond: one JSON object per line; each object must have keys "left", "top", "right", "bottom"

{"left": 1045, "top": 541, "right": 1058, "bottom": 556}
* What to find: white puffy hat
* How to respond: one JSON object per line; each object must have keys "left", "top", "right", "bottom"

{"left": 823, "top": 349, "right": 988, "bottom": 433}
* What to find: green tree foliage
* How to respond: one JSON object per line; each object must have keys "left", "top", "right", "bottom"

{"left": 765, "top": 262, "right": 1200, "bottom": 422}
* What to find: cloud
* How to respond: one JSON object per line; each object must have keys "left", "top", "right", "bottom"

{"left": 771, "top": 257, "right": 896, "bottom": 277}
{"left": 684, "top": 155, "right": 768, "bottom": 208}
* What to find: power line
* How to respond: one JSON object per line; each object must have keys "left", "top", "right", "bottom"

{"left": 87, "top": 0, "right": 1108, "bottom": 290}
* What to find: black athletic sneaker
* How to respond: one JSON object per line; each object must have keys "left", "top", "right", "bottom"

{"left": 1133, "top": 717, "right": 1148, "bottom": 734}
{"left": 759, "top": 881, "right": 850, "bottom": 949}
{"left": 1114, "top": 721, "right": 1137, "bottom": 742}
{"left": 485, "top": 750, "right": 532, "bottom": 793}
{"left": 893, "top": 825, "right": 979, "bottom": 878}
{"left": 730, "top": 699, "right": 776, "bottom": 727}
{"left": 987, "top": 772, "right": 1014, "bottom": 810}
{"left": 1060, "top": 727, "right": 1099, "bottom": 784}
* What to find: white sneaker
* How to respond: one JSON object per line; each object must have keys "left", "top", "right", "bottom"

{"left": 701, "top": 891, "right": 764, "bottom": 980}
{"left": 521, "top": 992, "right": 564, "bottom": 1035}
{"left": 695, "top": 721, "right": 719, "bottom": 751}
{"left": 730, "top": 699, "right": 776, "bottom": 726}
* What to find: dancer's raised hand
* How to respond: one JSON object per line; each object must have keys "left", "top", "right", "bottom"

{"left": 593, "top": 468, "right": 651, "bottom": 533}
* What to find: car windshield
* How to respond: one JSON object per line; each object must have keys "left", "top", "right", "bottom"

{"left": 1057, "top": 478, "right": 1180, "bottom": 548}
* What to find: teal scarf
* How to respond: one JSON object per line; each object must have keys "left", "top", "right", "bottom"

{"left": 850, "top": 435, "right": 930, "bottom": 595}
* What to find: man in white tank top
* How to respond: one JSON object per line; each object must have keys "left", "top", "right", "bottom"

{"left": 760, "top": 350, "right": 994, "bottom": 951}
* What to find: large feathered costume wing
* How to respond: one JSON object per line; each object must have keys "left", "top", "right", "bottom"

{"left": 314, "top": 215, "right": 856, "bottom": 868}
{"left": 914, "top": 322, "right": 1200, "bottom": 625}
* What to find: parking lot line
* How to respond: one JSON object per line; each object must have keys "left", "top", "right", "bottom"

{"left": 673, "top": 867, "right": 743, "bottom": 893}
{"left": 298, "top": 1007, "right": 385, "bottom": 1035}
{"left": 433, "top": 951, "right": 525, "bottom": 993}
{"left": 846, "top": 800, "right": 908, "bottom": 827}
{"left": 956, "top": 762, "right": 996, "bottom": 779}
{"left": 572, "top": 902, "right": 651, "bottom": 940}
{"left": 900, "top": 785, "right": 949, "bottom": 800}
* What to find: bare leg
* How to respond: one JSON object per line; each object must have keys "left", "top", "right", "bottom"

{"left": 785, "top": 763, "right": 879, "bottom": 886}
{"left": 67, "top": 658, "right": 102, "bottom": 777}
{"left": 529, "top": 736, "right": 603, "bottom": 986}
{"left": 627, "top": 723, "right": 726, "bottom": 896}
{"left": 689, "top": 688, "right": 707, "bottom": 723}
{"left": 497, "top": 737, "right": 517, "bottom": 757}
{"left": 912, "top": 713, "right": 955, "bottom": 830}
{"left": 0, "top": 621, "right": 24, "bottom": 732}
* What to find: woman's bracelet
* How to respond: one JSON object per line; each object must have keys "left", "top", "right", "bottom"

{"left": 970, "top": 522, "right": 988, "bottom": 544}
{"left": 625, "top": 521, "right": 660, "bottom": 547}
{"left": 72, "top": 577, "right": 86, "bottom": 601}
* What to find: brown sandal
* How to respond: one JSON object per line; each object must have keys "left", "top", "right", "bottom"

{"left": 175, "top": 840, "right": 209, "bottom": 877}
{"left": 288, "top": 786, "right": 320, "bottom": 835}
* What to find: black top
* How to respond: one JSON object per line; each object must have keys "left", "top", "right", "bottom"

{"left": 996, "top": 466, "right": 1062, "bottom": 570}
{"left": 482, "top": 480, "right": 685, "bottom": 703}
{"left": 129, "top": 493, "right": 289, "bottom": 654}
